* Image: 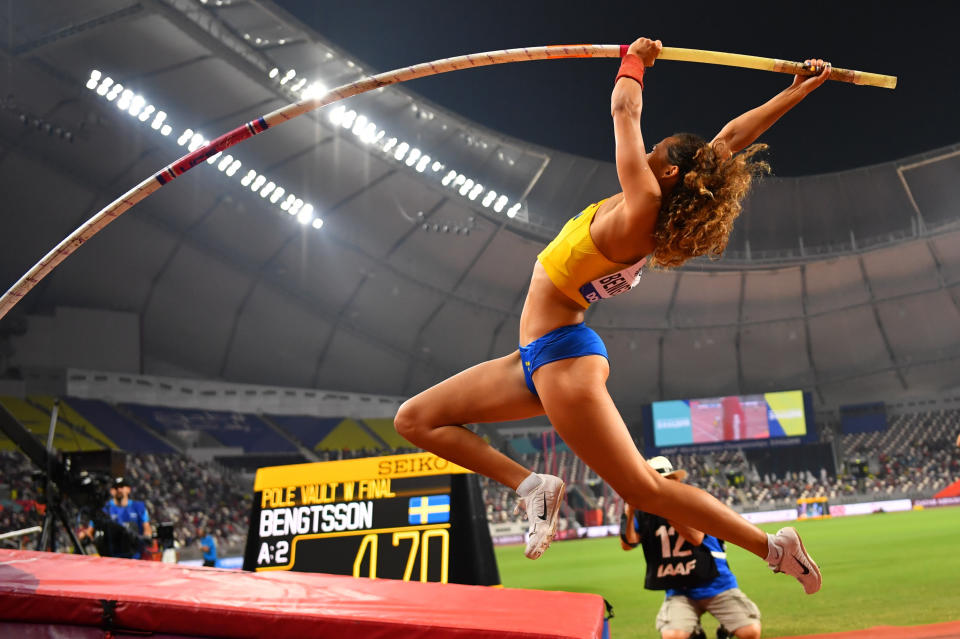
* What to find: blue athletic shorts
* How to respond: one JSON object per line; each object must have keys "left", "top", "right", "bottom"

{"left": 518, "top": 323, "right": 608, "bottom": 396}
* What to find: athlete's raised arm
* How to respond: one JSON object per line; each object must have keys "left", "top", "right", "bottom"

{"left": 712, "top": 59, "right": 832, "bottom": 156}
{"left": 611, "top": 37, "right": 665, "bottom": 223}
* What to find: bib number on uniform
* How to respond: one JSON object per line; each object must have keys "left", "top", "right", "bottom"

{"left": 579, "top": 258, "right": 646, "bottom": 305}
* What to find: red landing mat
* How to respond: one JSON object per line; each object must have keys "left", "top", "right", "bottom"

{"left": 0, "top": 549, "right": 605, "bottom": 639}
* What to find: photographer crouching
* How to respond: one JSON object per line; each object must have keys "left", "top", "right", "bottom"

{"left": 620, "top": 457, "right": 762, "bottom": 639}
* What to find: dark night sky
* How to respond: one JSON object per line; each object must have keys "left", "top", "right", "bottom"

{"left": 276, "top": 1, "right": 959, "bottom": 177}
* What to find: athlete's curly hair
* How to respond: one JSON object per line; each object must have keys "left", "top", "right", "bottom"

{"left": 651, "top": 133, "right": 769, "bottom": 268}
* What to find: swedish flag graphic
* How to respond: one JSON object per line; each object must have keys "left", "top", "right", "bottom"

{"left": 408, "top": 495, "right": 451, "bottom": 524}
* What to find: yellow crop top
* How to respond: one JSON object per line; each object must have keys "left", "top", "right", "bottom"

{"left": 537, "top": 199, "right": 647, "bottom": 309}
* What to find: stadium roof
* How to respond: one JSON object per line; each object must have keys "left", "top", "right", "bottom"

{"left": 2, "top": 1, "right": 959, "bottom": 412}
{"left": 278, "top": 0, "right": 960, "bottom": 179}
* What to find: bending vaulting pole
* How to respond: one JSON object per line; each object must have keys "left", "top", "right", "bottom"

{"left": 0, "top": 44, "right": 896, "bottom": 320}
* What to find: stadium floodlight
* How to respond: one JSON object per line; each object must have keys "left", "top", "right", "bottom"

{"left": 415, "top": 155, "right": 430, "bottom": 173}
{"left": 116, "top": 90, "right": 133, "bottom": 110}
{"left": 128, "top": 95, "right": 146, "bottom": 116}
{"left": 269, "top": 67, "right": 279, "bottom": 79}
{"left": 394, "top": 142, "right": 409, "bottom": 161}
{"left": 468, "top": 184, "right": 483, "bottom": 201}
{"left": 329, "top": 105, "right": 346, "bottom": 126}
{"left": 187, "top": 133, "right": 205, "bottom": 152}
{"left": 432, "top": 161, "right": 443, "bottom": 172}
{"left": 453, "top": 174, "right": 466, "bottom": 187}
{"left": 96, "top": 77, "right": 113, "bottom": 96}
{"left": 382, "top": 137, "right": 398, "bottom": 153}
{"left": 352, "top": 114, "right": 368, "bottom": 136}
{"left": 301, "top": 82, "right": 326, "bottom": 100}
{"left": 360, "top": 122, "right": 377, "bottom": 144}
{"left": 493, "top": 195, "right": 508, "bottom": 213}
{"left": 150, "top": 110, "right": 166, "bottom": 129}
{"left": 482, "top": 191, "right": 497, "bottom": 207}
{"left": 85, "top": 68, "right": 323, "bottom": 232}
{"left": 507, "top": 202, "right": 522, "bottom": 218}
{"left": 405, "top": 147, "right": 421, "bottom": 166}
{"left": 298, "top": 203, "right": 314, "bottom": 223}
{"left": 459, "top": 179, "right": 474, "bottom": 197}
{"left": 341, "top": 109, "right": 357, "bottom": 129}
{"left": 311, "top": 218, "right": 324, "bottom": 230}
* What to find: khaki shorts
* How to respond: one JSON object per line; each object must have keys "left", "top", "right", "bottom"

{"left": 655, "top": 588, "right": 761, "bottom": 634}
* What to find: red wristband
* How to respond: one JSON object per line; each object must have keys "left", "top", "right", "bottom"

{"left": 616, "top": 54, "right": 645, "bottom": 89}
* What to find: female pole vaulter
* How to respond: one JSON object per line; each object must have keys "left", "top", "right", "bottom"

{"left": 396, "top": 36, "right": 830, "bottom": 594}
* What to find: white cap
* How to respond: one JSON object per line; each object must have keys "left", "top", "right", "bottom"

{"left": 648, "top": 456, "right": 687, "bottom": 481}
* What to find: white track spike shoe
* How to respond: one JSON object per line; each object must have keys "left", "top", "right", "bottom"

{"left": 514, "top": 474, "right": 565, "bottom": 560}
{"left": 769, "top": 526, "right": 822, "bottom": 594}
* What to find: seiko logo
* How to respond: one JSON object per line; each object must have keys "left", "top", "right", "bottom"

{"left": 377, "top": 455, "right": 449, "bottom": 476}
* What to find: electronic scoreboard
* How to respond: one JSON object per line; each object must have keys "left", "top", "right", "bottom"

{"left": 242, "top": 452, "right": 500, "bottom": 586}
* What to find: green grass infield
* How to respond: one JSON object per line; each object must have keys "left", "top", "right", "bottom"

{"left": 494, "top": 506, "right": 960, "bottom": 638}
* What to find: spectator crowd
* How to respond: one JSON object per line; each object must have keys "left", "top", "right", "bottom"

{"left": 2, "top": 415, "right": 958, "bottom": 556}
{"left": 0, "top": 450, "right": 252, "bottom": 557}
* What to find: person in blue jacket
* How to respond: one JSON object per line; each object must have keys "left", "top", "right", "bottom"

{"left": 198, "top": 525, "right": 217, "bottom": 567}
{"left": 104, "top": 477, "right": 152, "bottom": 558}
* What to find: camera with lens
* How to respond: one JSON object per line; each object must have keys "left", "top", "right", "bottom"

{"left": 56, "top": 451, "right": 144, "bottom": 557}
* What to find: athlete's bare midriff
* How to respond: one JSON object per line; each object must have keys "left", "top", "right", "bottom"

{"left": 519, "top": 193, "right": 655, "bottom": 345}
{"left": 519, "top": 263, "right": 586, "bottom": 345}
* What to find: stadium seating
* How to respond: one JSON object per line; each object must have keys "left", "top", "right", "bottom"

{"left": 62, "top": 397, "right": 175, "bottom": 454}
{"left": 314, "top": 418, "right": 383, "bottom": 452}
{"left": 262, "top": 415, "right": 341, "bottom": 451}
{"left": 266, "top": 415, "right": 383, "bottom": 452}
{"left": 360, "top": 418, "right": 414, "bottom": 451}
{"left": 482, "top": 411, "right": 960, "bottom": 526}
{"left": 0, "top": 450, "right": 252, "bottom": 558}
{"left": 843, "top": 410, "right": 957, "bottom": 457}
{"left": 3, "top": 385, "right": 958, "bottom": 559}
{"left": 120, "top": 404, "right": 297, "bottom": 453}
{"left": 0, "top": 396, "right": 104, "bottom": 452}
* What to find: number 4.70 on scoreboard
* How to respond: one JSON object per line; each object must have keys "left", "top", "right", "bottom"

{"left": 242, "top": 452, "right": 500, "bottom": 586}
